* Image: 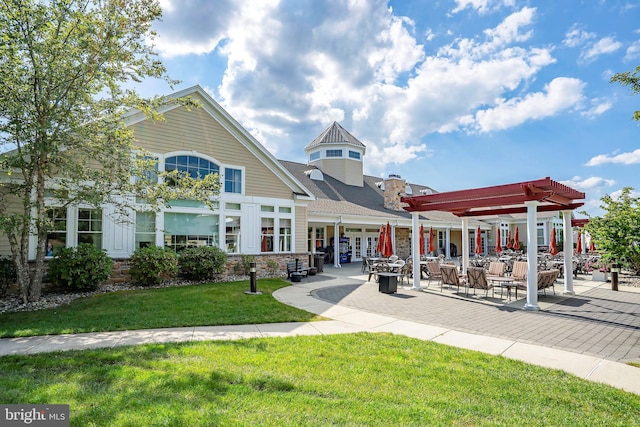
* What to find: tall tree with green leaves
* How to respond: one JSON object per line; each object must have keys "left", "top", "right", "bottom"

{"left": 0, "top": 0, "right": 219, "bottom": 302}
{"left": 585, "top": 188, "right": 640, "bottom": 274}
{"left": 610, "top": 65, "right": 640, "bottom": 120}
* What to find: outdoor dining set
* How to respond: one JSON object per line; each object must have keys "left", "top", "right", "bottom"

{"left": 364, "top": 252, "right": 567, "bottom": 301}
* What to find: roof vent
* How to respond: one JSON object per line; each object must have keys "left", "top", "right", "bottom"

{"left": 420, "top": 188, "right": 434, "bottom": 195}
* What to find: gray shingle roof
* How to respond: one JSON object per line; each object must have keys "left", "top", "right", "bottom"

{"left": 279, "top": 160, "right": 483, "bottom": 225}
{"left": 304, "top": 122, "right": 366, "bottom": 150}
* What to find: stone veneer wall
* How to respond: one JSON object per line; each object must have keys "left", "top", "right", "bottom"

{"left": 109, "top": 253, "right": 313, "bottom": 283}
{"left": 394, "top": 228, "right": 411, "bottom": 259}
{"left": 383, "top": 176, "right": 407, "bottom": 211}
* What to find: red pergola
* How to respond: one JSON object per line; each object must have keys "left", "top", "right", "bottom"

{"left": 401, "top": 177, "right": 586, "bottom": 311}
{"left": 571, "top": 218, "right": 589, "bottom": 227}
{"left": 401, "top": 177, "right": 585, "bottom": 217}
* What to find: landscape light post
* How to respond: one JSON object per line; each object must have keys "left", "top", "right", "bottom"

{"left": 245, "top": 262, "right": 262, "bottom": 295}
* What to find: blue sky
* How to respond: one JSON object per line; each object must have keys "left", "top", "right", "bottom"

{"left": 139, "top": 0, "right": 640, "bottom": 217}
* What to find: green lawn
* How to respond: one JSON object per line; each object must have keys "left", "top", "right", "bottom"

{"left": 0, "top": 279, "right": 323, "bottom": 338}
{"left": 1, "top": 333, "right": 638, "bottom": 426}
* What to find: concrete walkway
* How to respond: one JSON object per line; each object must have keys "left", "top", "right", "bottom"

{"left": 1, "top": 263, "right": 639, "bottom": 396}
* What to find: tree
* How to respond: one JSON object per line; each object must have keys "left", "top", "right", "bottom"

{"left": 610, "top": 65, "right": 640, "bottom": 120}
{"left": 0, "top": 0, "right": 219, "bottom": 303}
{"left": 584, "top": 188, "right": 640, "bottom": 274}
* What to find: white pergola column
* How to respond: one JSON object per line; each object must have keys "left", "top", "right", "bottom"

{"left": 411, "top": 212, "right": 422, "bottom": 290}
{"left": 333, "top": 219, "right": 341, "bottom": 268}
{"left": 461, "top": 217, "right": 469, "bottom": 274}
{"left": 524, "top": 201, "right": 539, "bottom": 311}
{"left": 445, "top": 227, "right": 451, "bottom": 259}
{"left": 562, "top": 210, "right": 575, "bottom": 294}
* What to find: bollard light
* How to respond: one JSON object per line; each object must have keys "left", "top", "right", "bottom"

{"left": 245, "top": 261, "right": 262, "bottom": 295}
{"left": 611, "top": 263, "right": 619, "bottom": 291}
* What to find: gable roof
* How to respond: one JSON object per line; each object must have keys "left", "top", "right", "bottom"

{"left": 125, "top": 85, "right": 314, "bottom": 201}
{"left": 305, "top": 121, "right": 366, "bottom": 151}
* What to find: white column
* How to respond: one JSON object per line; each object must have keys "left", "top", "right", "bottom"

{"left": 562, "top": 210, "right": 575, "bottom": 294}
{"left": 411, "top": 212, "right": 422, "bottom": 290}
{"left": 445, "top": 227, "right": 451, "bottom": 259}
{"left": 524, "top": 201, "right": 539, "bottom": 311}
{"left": 461, "top": 218, "right": 469, "bottom": 274}
{"left": 333, "top": 220, "right": 341, "bottom": 268}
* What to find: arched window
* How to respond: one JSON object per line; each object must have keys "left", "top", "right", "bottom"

{"left": 165, "top": 155, "right": 219, "bottom": 179}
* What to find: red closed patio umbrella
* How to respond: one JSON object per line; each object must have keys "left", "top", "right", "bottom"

{"left": 261, "top": 232, "right": 268, "bottom": 252}
{"left": 475, "top": 227, "right": 482, "bottom": 255}
{"left": 419, "top": 225, "right": 425, "bottom": 256}
{"left": 589, "top": 237, "right": 596, "bottom": 252}
{"left": 576, "top": 231, "right": 582, "bottom": 254}
{"left": 513, "top": 227, "right": 520, "bottom": 250}
{"left": 384, "top": 222, "right": 393, "bottom": 257}
{"left": 376, "top": 224, "right": 386, "bottom": 255}
{"left": 507, "top": 230, "right": 512, "bottom": 249}
{"left": 495, "top": 228, "right": 502, "bottom": 253}
{"left": 428, "top": 226, "right": 435, "bottom": 254}
{"left": 549, "top": 228, "right": 558, "bottom": 256}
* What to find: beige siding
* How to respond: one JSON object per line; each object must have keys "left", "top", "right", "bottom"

{"left": 295, "top": 205, "right": 308, "bottom": 252}
{"left": 130, "top": 96, "right": 293, "bottom": 200}
{"left": 0, "top": 194, "right": 23, "bottom": 256}
{"left": 316, "top": 158, "right": 363, "bottom": 187}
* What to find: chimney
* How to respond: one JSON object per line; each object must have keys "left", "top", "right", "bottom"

{"left": 383, "top": 174, "right": 407, "bottom": 211}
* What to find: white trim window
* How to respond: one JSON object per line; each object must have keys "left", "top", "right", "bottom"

{"left": 225, "top": 215, "right": 241, "bottom": 253}
{"left": 46, "top": 207, "right": 67, "bottom": 256}
{"left": 77, "top": 208, "right": 103, "bottom": 249}
{"left": 279, "top": 218, "right": 291, "bottom": 252}
{"left": 164, "top": 212, "right": 219, "bottom": 251}
{"left": 135, "top": 211, "right": 156, "bottom": 249}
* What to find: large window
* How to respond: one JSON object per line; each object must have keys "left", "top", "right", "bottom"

{"left": 225, "top": 216, "right": 241, "bottom": 253}
{"left": 135, "top": 212, "right": 156, "bottom": 249}
{"left": 164, "top": 213, "right": 219, "bottom": 251}
{"left": 224, "top": 167, "right": 242, "bottom": 193}
{"left": 279, "top": 219, "right": 291, "bottom": 252}
{"left": 46, "top": 208, "right": 67, "bottom": 256}
{"left": 165, "top": 155, "right": 219, "bottom": 179}
{"left": 500, "top": 223, "right": 509, "bottom": 247}
{"left": 261, "top": 218, "right": 274, "bottom": 252}
{"left": 78, "top": 208, "right": 102, "bottom": 249}
{"left": 537, "top": 222, "right": 545, "bottom": 246}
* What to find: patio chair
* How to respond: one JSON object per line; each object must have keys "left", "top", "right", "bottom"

{"left": 399, "top": 260, "right": 413, "bottom": 285}
{"left": 440, "top": 264, "right": 467, "bottom": 294}
{"left": 466, "top": 267, "right": 495, "bottom": 298}
{"left": 510, "top": 268, "right": 561, "bottom": 299}
{"left": 425, "top": 261, "right": 443, "bottom": 289}
{"left": 361, "top": 256, "right": 368, "bottom": 273}
{"left": 511, "top": 261, "right": 528, "bottom": 282}
{"left": 487, "top": 261, "right": 506, "bottom": 278}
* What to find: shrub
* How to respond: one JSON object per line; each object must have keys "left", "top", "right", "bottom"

{"left": 266, "top": 259, "right": 279, "bottom": 275}
{"left": 48, "top": 244, "right": 113, "bottom": 290}
{"left": 178, "top": 246, "right": 227, "bottom": 280}
{"left": 129, "top": 245, "right": 178, "bottom": 286}
{"left": 239, "top": 254, "right": 256, "bottom": 275}
{"left": 0, "top": 256, "right": 17, "bottom": 296}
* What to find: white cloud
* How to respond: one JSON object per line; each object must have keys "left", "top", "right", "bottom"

{"left": 624, "top": 40, "right": 640, "bottom": 62}
{"left": 471, "top": 77, "right": 585, "bottom": 132}
{"left": 560, "top": 176, "right": 616, "bottom": 190}
{"left": 580, "top": 97, "right": 612, "bottom": 118}
{"left": 563, "top": 24, "right": 595, "bottom": 48}
{"left": 585, "top": 149, "right": 640, "bottom": 166}
{"left": 451, "top": 0, "right": 516, "bottom": 15}
{"left": 579, "top": 36, "right": 622, "bottom": 63}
